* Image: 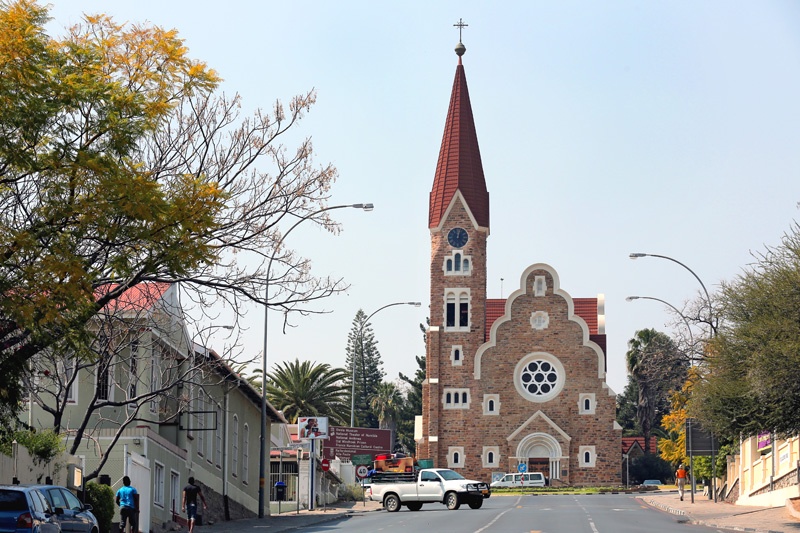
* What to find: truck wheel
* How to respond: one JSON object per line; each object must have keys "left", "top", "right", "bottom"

{"left": 406, "top": 502, "right": 423, "bottom": 511}
{"left": 384, "top": 494, "right": 401, "bottom": 512}
{"left": 445, "top": 491, "right": 461, "bottom": 510}
{"left": 468, "top": 499, "right": 483, "bottom": 509}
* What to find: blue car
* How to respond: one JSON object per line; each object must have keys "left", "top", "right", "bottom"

{"left": 29, "top": 487, "right": 97, "bottom": 533}
{"left": 0, "top": 485, "right": 60, "bottom": 533}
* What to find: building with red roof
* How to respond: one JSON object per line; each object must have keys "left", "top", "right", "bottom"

{"left": 419, "top": 36, "right": 621, "bottom": 486}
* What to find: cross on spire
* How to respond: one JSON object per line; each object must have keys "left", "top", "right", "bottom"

{"left": 454, "top": 18, "right": 468, "bottom": 42}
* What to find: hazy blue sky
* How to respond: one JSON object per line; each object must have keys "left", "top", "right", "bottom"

{"left": 48, "top": 1, "right": 800, "bottom": 396}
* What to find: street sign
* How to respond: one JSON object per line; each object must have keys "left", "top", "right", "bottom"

{"left": 321, "top": 458, "right": 330, "bottom": 472}
{"left": 517, "top": 463, "right": 527, "bottom": 473}
{"left": 356, "top": 465, "right": 369, "bottom": 479}
{"left": 352, "top": 454, "right": 373, "bottom": 465}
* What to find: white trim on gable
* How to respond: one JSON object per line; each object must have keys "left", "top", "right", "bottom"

{"left": 474, "top": 263, "right": 607, "bottom": 381}
{"left": 507, "top": 410, "right": 572, "bottom": 443}
{"left": 431, "top": 190, "right": 488, "bottom": 233}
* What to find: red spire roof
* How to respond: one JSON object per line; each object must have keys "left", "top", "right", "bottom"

{"left": 429, "top": 58, "right": 489, "bottom": 229}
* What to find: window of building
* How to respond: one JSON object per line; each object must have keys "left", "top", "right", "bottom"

{"left": 483, "top": 394, "right": 500, "bottom": 415}
{"left": 514, "top": 352, "right": 566, "bottom": 403}
{"left": 444, "top": 289, "right": 470, "bottom": 331}
{"left": 153, "top": 462, "right": 165, "bottom": 507}
{"left": 530, "top": 311, "right": 549, "bottom": 331}
{"left": 443, "top": 251, "right": 472, "bottom": 276}
{"left": 450, "top": 345, "right": 463, "bottom": 366}
{"left": 534, "top": 276, "right": 546, "bottom": 297}
{"left": 196, "top": 395, "right": 205, "bottom": 457}
{"left": 216, "top": 408, "right": 223, "bottom": 468}
{"left": 232, "top": 415, "right": 239, "bottom": 477}
{"left": 206, "top": 402, "right": 214, "bottom": 462}
{"left": 58, "top": 358, "right": 77, "bottom": 404}
{"left": 579, "top": 393, "right": 596, "bottom": 415}
{"left": 579, "top": 446, "right": 596, "bottom": 468}
{"left": 482, "top": 446, "right": 500, "bottom": 468}
{"left": 127, "top": 340, "right": 139, "bottom": 407}
{"left": 448, "top": 447, "right": 465, "bottom": 469}
{"left": 242, "top": 424, "right": 250, "bottom": 484}
{"left": 443, "top": 388, "right": 470, "bottom": 409}
{"left": 170, "top": 471, "right": 180, "bottom": 515}
{"left": 149, "top": 356, "right": 159, "bottom": 414}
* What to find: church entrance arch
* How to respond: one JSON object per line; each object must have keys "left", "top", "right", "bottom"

{"left": 516, "top": 433, "right": 563, "bottom": 481}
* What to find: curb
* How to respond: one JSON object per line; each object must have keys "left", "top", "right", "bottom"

{"left": 642, "top": 498, "right": 785, "bottom": 533}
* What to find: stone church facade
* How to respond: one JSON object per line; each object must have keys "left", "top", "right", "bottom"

{"left": 419, "top": 40, "right": 621, "bottom": 486}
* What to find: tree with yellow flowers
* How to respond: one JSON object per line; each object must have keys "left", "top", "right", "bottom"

{"left": 0, "top": 0, "right": 345, "bottom": 436}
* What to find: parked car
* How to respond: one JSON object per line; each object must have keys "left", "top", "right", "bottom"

{"left": 30, "top": 486, "right": 98, "bottom": 533}
{"left": 639, "top": 480, "right": 662, "bottom": 489}
{"left": 0, "top": 485, "right": 60, "bottom": 533}
{"left": 490, "top": 472, "right": 546, "bottom": 488}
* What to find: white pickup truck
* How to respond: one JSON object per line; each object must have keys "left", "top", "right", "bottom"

{"left": 369, "top": 468, "right": 490, "bottom": 512}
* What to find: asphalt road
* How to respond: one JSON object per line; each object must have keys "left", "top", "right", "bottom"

{"left": 318, "top": 494, "right": 742, "bottom": 533}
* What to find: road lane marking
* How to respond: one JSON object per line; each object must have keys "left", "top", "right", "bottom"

{"left": 473, "top": 496, "right": 522, "bottom": 533}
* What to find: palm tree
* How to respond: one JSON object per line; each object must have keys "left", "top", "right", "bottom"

{"left": 264, "top": 358, "right": 350, "bottom": 425}
{"left": 370, "top": 381, "right": 404, "bottom": 450}
{"left": 626, "top": 328, "right": 684, "bottom": 454}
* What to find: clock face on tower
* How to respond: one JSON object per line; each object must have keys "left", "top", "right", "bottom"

{"left": 447, "top": 227, "right": 469, "bottom": 248}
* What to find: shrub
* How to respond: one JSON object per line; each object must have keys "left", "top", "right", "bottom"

{"left": 85, "top": 482, "right": 115, "bottom": 533}
{"left": 337, "top": 483, "right": 366, "bottom": 501}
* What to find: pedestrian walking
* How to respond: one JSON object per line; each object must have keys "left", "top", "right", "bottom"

{"left": 676, "top": 463, "right": 688, "bottom": 501}
{"left": 115, "top": 476, "right": 139, "bottom": 533}
{"left": 182, "top": 477, "right": 207, "bottom": 533}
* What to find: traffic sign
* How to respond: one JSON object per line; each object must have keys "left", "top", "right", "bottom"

{"left": 321, "top": 458, "right": 330, "bottom": 472}
{"left": 517, "top": 463, "right": 527, "bottom": 473}
{"left": 352, "top": 454, "right": 373, "bottom": 465}
{"left": 356, "top": 465, "right": 369, "bottom": 479}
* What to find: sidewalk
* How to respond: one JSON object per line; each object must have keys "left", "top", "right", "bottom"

{"left": 640, "top": 490, "right": 800, "bottom": 533}
{"left": 201, "top": 499, "right": 383, "bottom": 533}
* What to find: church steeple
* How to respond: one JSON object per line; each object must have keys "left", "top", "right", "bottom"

{"left": 428, "top": 33, "right": 489, "bottom": 230}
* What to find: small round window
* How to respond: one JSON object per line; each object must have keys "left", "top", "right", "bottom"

{"left": 514, "top": 353, "right": 565, "bottom": 402}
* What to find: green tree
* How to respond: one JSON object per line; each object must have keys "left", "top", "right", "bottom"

{"left": 396, "top": 355, "right": 425, "bottom": 454}
{"left": 626, "top": 329, "right": 686, "bottom": 454}
{"left": 0, "top": 1, "right": 345, "bottom": 423}
{"left": 345, "top": 310, "right": 385, "bottom": 428}
{"left": 370, "top": 381, "right": 404, "bottom": 451}
{"left": 615, "top": 378, "right": 642, "bottom": 437}
{"left": 264, "top": 359, "right": 349, "bottom": 425}
{"left": 693, "top": 223, "right": 800, "bottom": 439}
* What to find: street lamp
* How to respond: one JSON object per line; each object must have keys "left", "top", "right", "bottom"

{"left": 350, "top": 301, "right": 421, "bottom": 428}
{"left": 625, "top": 296, "right": 695, "bottom": 364}
{"left": 258, "top": 202, "right": 373, "bottom": 518}
{"left": 629, "top": 253, "right": 716, "bottom": 335}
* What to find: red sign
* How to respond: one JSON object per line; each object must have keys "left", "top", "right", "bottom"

{"left": 356, "top": 465, "right": 369, "bottom": 479}
{"left": 320, "top": 458, "right": 330, "bottom": 472}
{"left": 322, "top": 426, "right": 392, "bottom": 462}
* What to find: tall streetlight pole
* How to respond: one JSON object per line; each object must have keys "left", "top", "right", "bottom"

{"left": 350, "top": 301, "right": 421, "bottom": 428}
{"left": 258, "top": 202, "right": 373, "bottom": 518}
{"left": 625, "top": 296, "right": 695, "bottom": 364}
{"left": 629, "top": 253, "right": 716, "bottom": 336}
{"left": 629, "top": 252, "right": 717, "bottom": 504}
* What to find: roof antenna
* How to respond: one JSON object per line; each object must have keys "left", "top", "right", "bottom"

{"left": 500, "top": 278, "right": 504, "bottom": 299}
{"left": 453, "top": 18, "right": 467, "bottom": 60}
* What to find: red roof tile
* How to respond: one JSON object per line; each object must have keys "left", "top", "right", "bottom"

{"left": 97, "top": 282, "right": 171, "bottom": 313}
{"left": 622, "top": 436, "right": 658, "bottom": 454}
{"left": 429, "top": 60, "right": 489, "bottom": 229}
{"left": 485, "top": 297, "right": 604, "bottom": 352}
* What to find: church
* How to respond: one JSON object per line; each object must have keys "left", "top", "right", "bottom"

{"left": 419, "top": 36, "right": 621, "bottom": 486}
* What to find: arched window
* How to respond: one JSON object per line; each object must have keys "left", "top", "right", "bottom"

{"left": 446, "top": 293, "right": 456, "bottom": 327}
{"left": 487, "top": 451, "right": 494, "bottom": 464}
{"left": 454, "top": 253, "right": 461, "bottom": 271}
{"left": 462, "top": 392, "right": 468, "bottom": 404}
{"left": 458, "top": 293, "right": 469, "bottom": 328}
{"left": 454, "top": 393, "right": 459, "bottom": 404}
{"left": 243, "top": 424, "right": 250, "bottom": 483}
{"left": 463, "top": 259, "right": 470, "bottom": 272}
{"left": 453, "top": 451, "right": 460, "bottom": 464}
{"left": 488, "top": 399, "right": 495, "bottom": 412}
{"left": 232, "top": 415, "right": 239, "bottom": 477}
{"left": 584, "top": 398, "right": 591, "bottom": 411}
{"left": 446, "top": 259, "right": 453, "bottom": 272}
{"left": 454, "top": 348, "right": 460, "bottom": 361}
{"left": 584, "top": 451, "right": 591, "bottom": 464}
{"left": 446, "top": 392, "right": 452, "bottom": 404}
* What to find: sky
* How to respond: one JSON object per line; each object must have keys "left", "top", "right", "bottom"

{"left": 46, "top": 1, "right": 800, "bottom": 396}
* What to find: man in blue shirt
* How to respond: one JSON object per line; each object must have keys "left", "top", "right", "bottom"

{"left": 115, "top": 476, "right": 139, "bottom": 533}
